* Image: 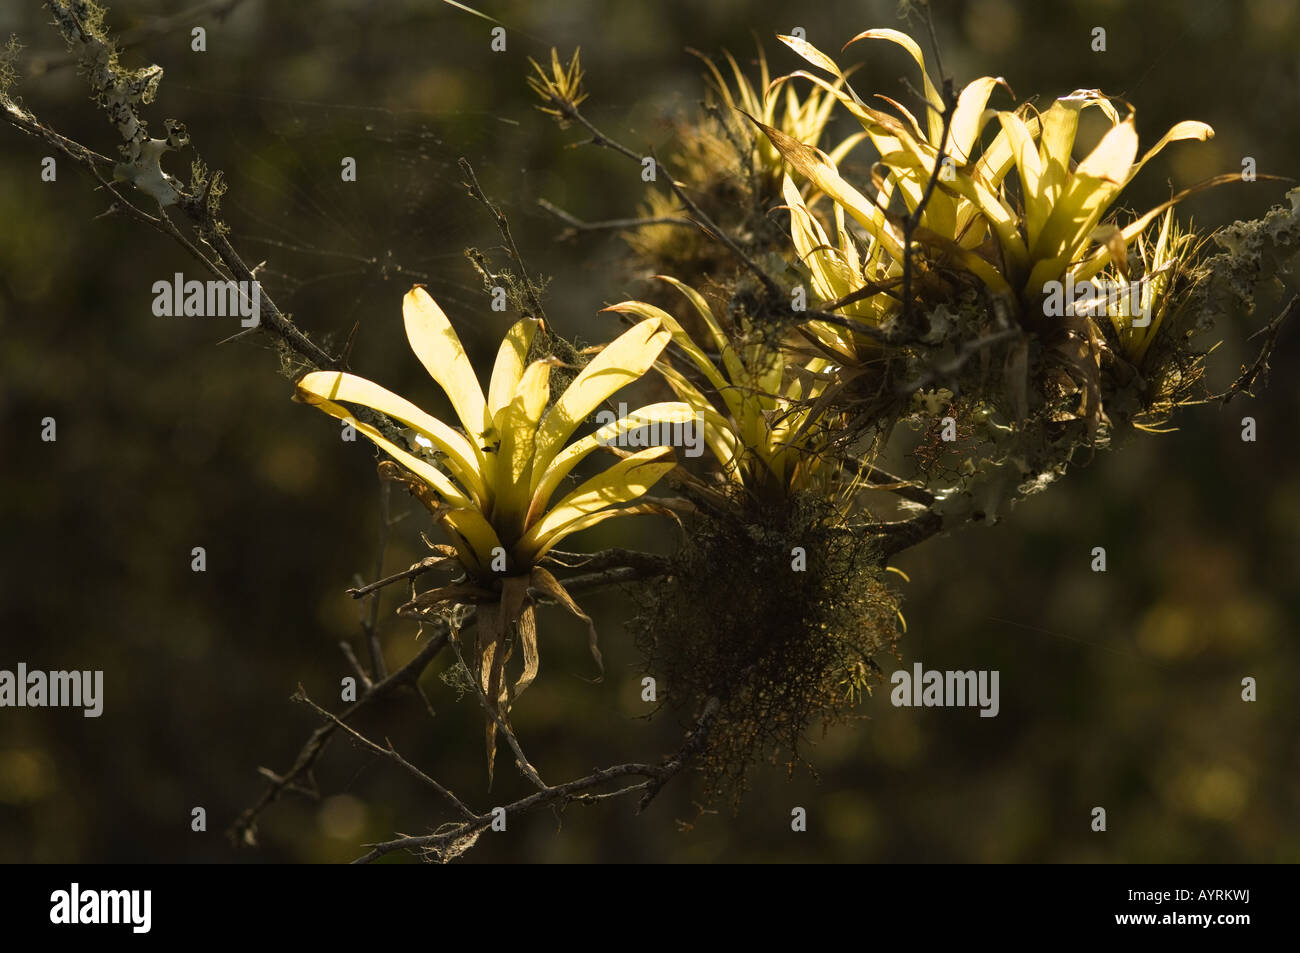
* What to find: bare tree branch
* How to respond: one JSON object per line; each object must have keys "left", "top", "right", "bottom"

{"left": 536, "top": 197, "right": 695, "bottom": 240}
{"left": 459, "top": 157, "right": 549, "bottom": 325}
{"left": 296, "top": 687, "right": 476, "bottom": 821}
{"left": 1221, "top": 293, "right": 1297, "bottom": 404}
{"left": 226, "top": 620, "right": 454, "bottom": 845}
{"left": 350, "top": 695, "right": 721, "bottom": 864}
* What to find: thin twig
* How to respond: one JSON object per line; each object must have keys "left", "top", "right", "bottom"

{"left": 852, "top": 461, "right": 936, "bottom": 507}
{"left": 540, "top": 548, "right": 672, "bottom": 575}
{"left": 337, "top": 639, "right": 372, "bottom": 690}
{"left": 445, "top": 625, "right": 548, "bottom": 791}
{"left": 300, "top": 553, "right": 672, "bottom": 837}
{"left": 348, "top": 555, "right": 448, "bottom": 598}
{"left": 459, "top": 157, "right": 548, "bottom": 325}
{"left": 555, "top": 99, "right": 644, "bottom": 164}
{"left": 351, "top": 760, "right": 655, "bottom": 863}
{"left": 862, "top": 510, "right": 944, "bottom": 559}
{"left": 358, "top": 480, "right": 394, "bottom": 681}
{"left": 536, "top": 197, "right": 694, "bottom": 240}
{"left": 900, "top": 78, "right": 957, "bottom": 335}
{"left": 296, "top": 687, "right": 476, "bottom": 820}
{"left": 349, "top": 547, "right": 669, "bottom": 601}
{"left": 896, "top": 326, "right": 1022, "bottom": 395}
{"left": 350, "top": 695, "right": 722, "bottom": 864}
{"left": 1221, "top": 293, "right": 1297, "bottom": 404}
{"left": 554, "top": 99, "right": 783, "bottom": 301}
{"left": 652, "top": 146, "right": 784, "bottom": 301}
{"left": 226, "top": 619, "right": 456, "bottom": 845}
{"left": 635, "top": 696, "right": 720, "bottom": 813}
{"left": 917, "top": 1, "right": 948, "bottom": 84}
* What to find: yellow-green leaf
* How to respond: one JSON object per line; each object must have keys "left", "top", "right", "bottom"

{"left": 531, "top": 318, "right": 671, "bottom": 475}
{"left": 402, "top": 285, "right": 490, "bottom": 447}
{"left": 293, "top": 387, "right": 476, "bottom": 508}
{"left": 487, "top": 317, "right": 540, "bottom": 423}
{"left": 296, "top": 369, "right": 487, "bottom": 505}
{"left": 517, "top": 447, "right": 675, "bottom": 560}
{"left": 493, "top": 360, "right": 551, "bottom": 529}
{"left": 844, "top": 28, "right": 944, "bottom": 142}
{"left": 528, "top": 401, "right": 697, "bottom": 521}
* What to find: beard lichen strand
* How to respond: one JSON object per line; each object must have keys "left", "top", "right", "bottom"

{"left": 629, "top": 489, "right": 903, "bottom": 807}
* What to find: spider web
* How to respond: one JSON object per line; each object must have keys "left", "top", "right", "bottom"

{"left": 163, "top": 77, "right": 536, "bottom": 361}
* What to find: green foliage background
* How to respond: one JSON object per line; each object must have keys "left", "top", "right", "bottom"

{"left": 1, "top": 0, "right": 1297, "bottom": 862}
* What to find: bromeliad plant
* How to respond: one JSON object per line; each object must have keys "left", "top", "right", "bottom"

{"left": 527, "top": 45, "right": 867, "bottom": 302}
{"left": 17, "top": 0, "right": 1295, "bottom": 858}
{"left": 781, "top": 172, "right": 897, "bottom": 349}
{"left": 527, "top": 46, "right": 588, "bottom": 127}
{"left": 278, "top": 21, "right": 1290, "bottom": 832}
{"left": 295, "top": 285, "right": 693, "bottom": 777}
{"left": 607, "top": 278, "right": 909, "bottom": 805}
{"left": 755, "top": 29, "right": 1010, "bottom": 296}
{"left": 1100, "top": 208, "right": 1209, "bottom": 369}
{"left": 1091, "top": 209, "right": 1212, "bottom": 431}
{"left": 764, "top": 28, "right": 1230, "bottom": 310}
{"left": 605, "top": 276, "right": 855, "bottom": 508}
{"left": 692, "top": 42, "right": 864, "bottom": 188}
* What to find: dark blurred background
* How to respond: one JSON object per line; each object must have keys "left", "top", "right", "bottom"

{"left": 1, "top": 0, "right": 1297, "bottom": 862}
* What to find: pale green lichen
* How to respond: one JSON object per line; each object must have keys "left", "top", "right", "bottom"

{"left": 46, "top": 0, "right": 187, "bottom": 206}
{"left": 1191, "top": 187, "right": 1300, "bottom": 332}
